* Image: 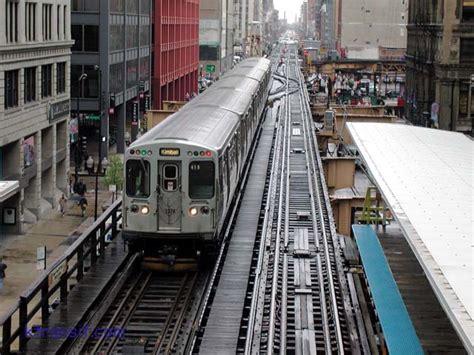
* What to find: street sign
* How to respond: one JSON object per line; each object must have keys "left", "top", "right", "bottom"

{"left": 48, "top": 259, "right": 67, "bottom": 287}
{"left": 86, "top": 114, "right": 100, "bottom": 121}
{"left": 206, "top": 64, "right": 216, "bottom": 73}
{"left": 36, "top": 246, "right": 46, "bottom": 271}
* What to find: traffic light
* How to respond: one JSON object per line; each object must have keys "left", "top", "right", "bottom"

{"left": 109, "top": 94, "right": 116, "bottom": 116}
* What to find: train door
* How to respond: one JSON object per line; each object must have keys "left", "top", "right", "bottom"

{"left": 157, "top": 162, "right": 182, "bottom": 231}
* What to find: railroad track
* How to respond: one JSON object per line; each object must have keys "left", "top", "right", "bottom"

{"left": 242, "top": 44, "right": 361, "bottom": 354}
{"left": 70, "top": 268, "right": 207, "bottom": 354}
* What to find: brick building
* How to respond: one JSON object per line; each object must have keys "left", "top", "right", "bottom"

{"left": 153, "top": 0, "right": 199, "bottom": 109}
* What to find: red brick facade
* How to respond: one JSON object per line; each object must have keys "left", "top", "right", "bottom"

{"left": 153, "top": 0, "right": 199, "bottom": 109}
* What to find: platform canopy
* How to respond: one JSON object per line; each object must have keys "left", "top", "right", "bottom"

{"left": 347, "top": 123, "right": 473, "bottom": 352}
{"left": 0, "top": 181, "right": 19, "bottom": 203}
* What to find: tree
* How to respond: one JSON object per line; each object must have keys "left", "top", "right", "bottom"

{"left": 104, "top": 155, "right": 124, "bottom": 201}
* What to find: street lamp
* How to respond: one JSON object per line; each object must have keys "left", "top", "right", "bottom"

{"left": 75, "top": 73, "right": 88, "bottom": 185}
{"left": 94, "top": 65, "right": 103, "bottom": 221}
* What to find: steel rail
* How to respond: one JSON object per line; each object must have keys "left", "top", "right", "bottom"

{"left": 298, "top": 62, "right": 345, "bottom": 353}
{"left": 152, "top": 274, "right": 190, "bottom": 354}
{"left": 266, "top": 61, "right": 291, "bottom": 355}
{"left": 244, "top": 104, "right": 285, "bottom": 354}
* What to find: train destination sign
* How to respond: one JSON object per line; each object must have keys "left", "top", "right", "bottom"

{"left": 160, "top": 148, "right": 180, "bottom": 156}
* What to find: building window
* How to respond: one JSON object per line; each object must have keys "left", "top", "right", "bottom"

{"left": 5, "top": 70, "right": 19, "bottom": 109}
{"left": 57, "top": 5, "right": 60, "bottom": 36}
{"left": 200, "top": 46, "right": 219, "bottom": 61}
{"left": 463, "top": 0, "right": 474, "bottom": 22}
{"left": 127, "top": 59, "right": 138, "bottom": 89}
{"left": 71, "top": 25, "right": 82, "bottom": 51}
{"left": 71, "top": 25, "right": 99, "bottom": 52}
{"left": 110, "top": 24, "right": 124, "bottom": 51}
{"left": 126, "top": 24, "right": 139, "bottom": 48}
{"left": 57, "top": 63, "right": 66, "bottom": 94}
{"left": 24, "top": 67, "right": 36, "bottom": 103}
{"left": 25, "top": 2, "right": 37, "bottom": 42}
{"left": 110, "top": 63, "right": 124, "bottom": 93}
{"left": 63, "top": 6, "right": 67, "bottom": 39}
{"left": 140, "top": 0, "right": 151, "bottom": 14}
{"left": 127, "top": 0, "right": 138, "bottom": 14}
{"left": 72, "top": 0, "right": 100, "bottom": 12}
{"left": 42, "top": 4, "right": 52, "bottom": 41}
{"left": 5, "top": 0, "right": 19, "bottom": 43}
{"left": 84, "top": 25, "right": 99, "bottom": 51}
{"left": 41, "top": 64, "right": 53, "bottom": 98}
{"left": 460, "top": 39, "right": 474, "bottom": 62}
{"left": 111, "top": 0, "right": 124, "bottom": 13}
{"left": 140, "top": 24, "right": 150, "bottom": 46}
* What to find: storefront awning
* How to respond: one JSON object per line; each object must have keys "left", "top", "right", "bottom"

{"left": 0, "top": 181, "right": 20, "bottom": 203}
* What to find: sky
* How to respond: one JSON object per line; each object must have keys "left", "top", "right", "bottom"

{"left": 273, "top": 0, "right": 303, "bottom": 23}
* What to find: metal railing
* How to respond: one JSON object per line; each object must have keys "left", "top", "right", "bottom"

{"left": 0, "top": 199, "right": 123, "bottom": 354}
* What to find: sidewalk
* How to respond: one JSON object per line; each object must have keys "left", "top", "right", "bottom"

{"left": 0, "top": 190, "right": 113, "bottom": 319}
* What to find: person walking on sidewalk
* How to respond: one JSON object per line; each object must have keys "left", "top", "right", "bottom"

{"left": 79, "top": 197, "right": 88, "bottom": 217}
{"left": 0, "top": 259, "right": 7, "bottom": 290}
{"left": 59, "top": 194, "right": 67, "bottom": 217}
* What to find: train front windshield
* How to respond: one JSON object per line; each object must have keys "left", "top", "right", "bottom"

{"left": 126, "top": 160, "right": 150, "bottom": 198}
{"left": 189, "top": 161, "right": 215, "bottom": 199}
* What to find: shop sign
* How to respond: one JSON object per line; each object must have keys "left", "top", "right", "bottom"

{"left": 49, "top": 99, "right": 70, "bottom": 123}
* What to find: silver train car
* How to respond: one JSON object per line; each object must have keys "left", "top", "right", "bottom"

{"left": 123, "top": 57, "right": 272, "bottom": 256}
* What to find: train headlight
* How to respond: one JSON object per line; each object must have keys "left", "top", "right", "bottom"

{"left": 141, "top": 205, "right": 150, "bottom": 215}
{"left": 189, "top": 207, "right": 199, "bottom": 217}
{"left": 201, "top": 206, "right": 210, "bottom": 215}
{"left": 130, "top": 205, "right": 139, "bottom": 214}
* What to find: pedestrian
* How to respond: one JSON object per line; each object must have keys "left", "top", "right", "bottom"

{"left": 59, "top": 194, "right": 67, "bottom": 217}
{"left": 0, "top": 259, "right": 7, "bottom": 290}
{"left": 77, "top": 180, "right": 86, "bottom": 196}
{"left": 68, "top": 177, "right": 74, "bottom": 195}
{"left": 79, "top": 197, "right": 88, "bottom": 217}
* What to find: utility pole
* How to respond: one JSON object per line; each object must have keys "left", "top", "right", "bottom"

{"left": 75, "top": 73, "right": 88, "bottom": 185}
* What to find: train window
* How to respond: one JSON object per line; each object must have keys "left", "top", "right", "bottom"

{"left": 164, "top": 165, "right": 177, "bottom": 179}
{"left": 189, "top": 161, "right": 215, "bottom": 199}
{"left": 163, "top": 164, "right": 178, "bottom": 191}
{"left": 126, "top": 160, "right": 150, "bottom": 198}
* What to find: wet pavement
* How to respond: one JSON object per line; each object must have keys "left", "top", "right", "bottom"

{"left": 0, "top": 189, "right": 114, "bottom": 318}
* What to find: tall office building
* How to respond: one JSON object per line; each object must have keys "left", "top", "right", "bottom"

{"left": 71, "top": 0, "right": 153, "bottom": 155}
{"left": 339, "top": 0, "right": 408, "bottom": 59}
{"left": 0, "top": 0, "right": 73, "bottom": 234}
{"left": 200, "top": 0, "right": 235, "bottom": 75}
{"left": 406, "top": 0, "right": 474, "bottom": 133}
{"left": 153, "top": 0, "right": 200, "bottom": 109}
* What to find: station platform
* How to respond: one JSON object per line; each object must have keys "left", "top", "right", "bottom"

{"left": 378, "top": 225, "right": 466, "bottom": 353}
{"left": 348, "top": 123, "right": 473, "bottom": 352}
{"left": 353, "top": 224, "right": 424, "bottom": 354}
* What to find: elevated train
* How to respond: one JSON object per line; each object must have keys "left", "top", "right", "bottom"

{"left": 123, "top": 58, "right": 272, "bottom": 257}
